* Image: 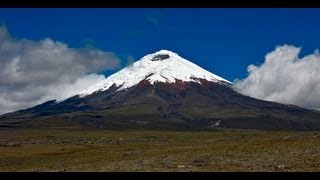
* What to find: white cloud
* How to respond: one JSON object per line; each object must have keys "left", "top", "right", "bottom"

{"left": 234, "top": 44, "right": 320, "bottom": 110}
{"left": 0, "top": 26, "right": 119, "bottom": 115}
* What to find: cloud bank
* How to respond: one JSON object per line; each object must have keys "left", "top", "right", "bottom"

{"left": 234, "top": 45, "right": 320, "bottom": 110}
{"left": 0, "top": 26, "right": 119, "bottom": 115}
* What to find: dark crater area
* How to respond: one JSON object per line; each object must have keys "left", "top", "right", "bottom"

{"left": 151, "top": 54, "right": 170, "bottom": 61}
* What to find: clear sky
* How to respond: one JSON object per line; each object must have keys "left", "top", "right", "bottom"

{"left": 1, "top": 8, "right": 320, "bottom": 81}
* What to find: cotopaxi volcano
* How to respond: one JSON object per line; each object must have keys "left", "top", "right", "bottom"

{"left": 1, "top": 50, "right": 320, "bottom": 130}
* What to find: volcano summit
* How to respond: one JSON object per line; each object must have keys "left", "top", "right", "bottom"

{"left": 1, "top": 50, "right": 320, "bottom": 131}
{"left": 79, "top": 50, "right": 230, "bottom": 97}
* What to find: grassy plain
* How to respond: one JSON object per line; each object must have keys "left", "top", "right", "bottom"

{"left": 0, "top": 128, "right": 319, "bottom": 172}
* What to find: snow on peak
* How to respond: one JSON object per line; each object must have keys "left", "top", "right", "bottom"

{"left": 154, "top": 49, "right": 175, "bottom": 54}
{"left": 79, "top": 50, "right": 231, "bottom": 97}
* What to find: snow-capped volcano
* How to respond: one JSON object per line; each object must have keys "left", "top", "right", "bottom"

{"left": 2, "top": 50, "right": 320, "bottom": 131}
{"left": 79, "top": 50, "right": 231, "bottom": 97}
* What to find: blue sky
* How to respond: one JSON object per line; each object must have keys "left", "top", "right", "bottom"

{"left": 1, "top": 8, "right": 320, "bottom": 81}
{"left": 2, "top": 8, "right": 320, "bottom": 114}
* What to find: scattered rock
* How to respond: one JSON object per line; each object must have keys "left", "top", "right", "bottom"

{"left": 191, "top": 158, "right": 209, "bottom": 167}
{"left": 160, "top": 159, "right": 173, "bottom": 167}
{"left": 283, "top": 136, "right": 292, "bottom": 141}
{"left": 192, "top": 159, "right": 204, "bottom": 164}
{"left": 313, "top": 135, "right": 320, "bottom": 139}
{"left": 214, "top": 120, "right": 223, "bottom": 127}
